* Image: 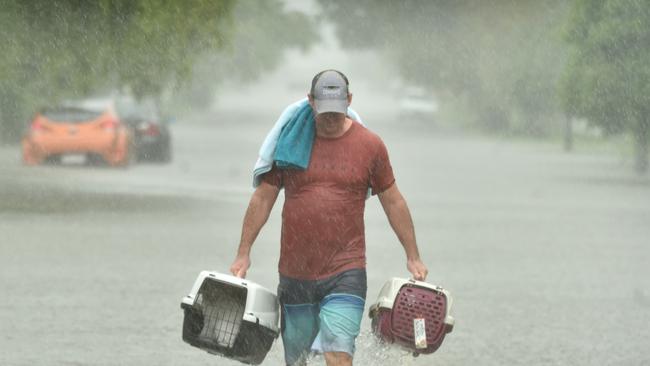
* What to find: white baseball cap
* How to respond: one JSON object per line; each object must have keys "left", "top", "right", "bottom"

{"left": 310, "top": 70, "right": 349, "bottom": 115}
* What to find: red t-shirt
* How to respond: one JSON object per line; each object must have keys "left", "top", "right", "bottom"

{"left": 262, "top": 121, "right": 395, "bottom": 280}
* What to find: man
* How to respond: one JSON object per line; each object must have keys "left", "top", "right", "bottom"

{"left": 230, "top": 70, "right": 428, "bottom": 366}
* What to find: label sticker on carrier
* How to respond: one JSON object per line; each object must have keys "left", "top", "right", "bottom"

{"left": 414, "top": 318, "right": 427, "bottom": 349}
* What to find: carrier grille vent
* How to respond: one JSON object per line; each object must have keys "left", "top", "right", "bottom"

{"left": 391, "top": 285, "right": 446, "bottom": 344}
{"left": 197, "top": 280, "right": 246, "bottom": 348}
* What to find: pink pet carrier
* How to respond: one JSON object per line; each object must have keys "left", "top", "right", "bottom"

{"left": 368, "top": 278, "right": 454, "bottom": 355}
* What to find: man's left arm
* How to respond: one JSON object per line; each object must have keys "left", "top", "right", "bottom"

{"left": 378, "top": 184, "right": 428, "bottom": 280}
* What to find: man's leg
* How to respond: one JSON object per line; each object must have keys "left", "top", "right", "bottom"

{"left": 324, "top": 351, "right": 352, "bottom": 366}
{"left": 281, "top": 303, "right": 319, "bottom": 365}
{"left": 278, "top": 275, "right": 320, "bottom": 366}
{"left": 312, "top": 269, "right": 367, "bottom": 366}
{"left": 317, "top": 293, "right": 365, "bottom": 365}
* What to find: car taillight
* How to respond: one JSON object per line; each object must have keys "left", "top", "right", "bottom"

{"left": 138, "top": 122, "right": 160, "bottom": 136}
{"left": 30, "top": 120, "right": 48, "bottom": 134}
{"left": 31, "top": 120, "right": 44, "bottom": 132}
{"left": 100, "top": 119, "right": 118, "bottom": 131}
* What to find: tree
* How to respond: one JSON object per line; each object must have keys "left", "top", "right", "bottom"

{"left": 0, "top": 0, "right": 235, "bottom": 143}
{"left": 318, "top": 0, "right": 569, "bottom": 136}
{"left": 560, "top": 0, "right": 650, "bottom": 173}
{"left": 175, "top": 0, "right": 319, "bottom": 109}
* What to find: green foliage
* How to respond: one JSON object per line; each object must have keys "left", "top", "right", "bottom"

{"left": 0, "top": 0, "right": 235, "bottom": 143}
{"left": 175, "top": 0, "right": 319, "bottom": 109}
{"left": 319, "top": 0, "right": 570, "bottom": 136}
{"left": 98, "top": 0, "right": 234, "bottom": 97}
{"left": 560, "top": 0, "right": 650, "bottom": 172}
{"left": 0, "top": 0, "right": 319, "bottom": 142}
{"left": 561, "top": 0, "right": 650, "bottom": 127}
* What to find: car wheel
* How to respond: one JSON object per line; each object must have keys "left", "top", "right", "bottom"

{"left": 44, "top": 154, "right": 62, "bottom": 165}
{"left": 159, "top": 143, "right": 172, "bottom": 163}
{"left": 86, "top": 153, "right": 106, "bottom": 166}
{"left": 152, "top": 141, "right": 172, "bottom": 163}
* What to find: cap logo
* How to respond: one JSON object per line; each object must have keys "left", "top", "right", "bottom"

{"left": 322, "top": 86, "right": 342, "bottom": 97}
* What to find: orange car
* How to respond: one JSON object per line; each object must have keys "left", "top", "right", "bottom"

{"left": 22, "top": 101, "right": 132, "bottom": 166}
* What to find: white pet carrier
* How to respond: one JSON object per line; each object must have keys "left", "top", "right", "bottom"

{"left": 369, "top": 278, "right": 454, "bottom": 355}
{"left": 181, "top": 271, "right": 280, "bottom": 365}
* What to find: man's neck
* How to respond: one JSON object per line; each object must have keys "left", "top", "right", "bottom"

{"left": 315, "top": 114, "right": 352, "bottom": 138}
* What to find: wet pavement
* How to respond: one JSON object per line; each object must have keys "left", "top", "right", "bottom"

{"left": 1, "top": 109, "right": 649, "bottom": 365}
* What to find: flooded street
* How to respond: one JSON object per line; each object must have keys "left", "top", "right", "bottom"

{"left": 3, "top": 1, "right": 650, "bottom": 365}
{"left": 1, "top": 106, "right": 649, "bottom": 366}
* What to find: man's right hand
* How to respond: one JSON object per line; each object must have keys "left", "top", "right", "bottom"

{"left": 230, "top": 182, "right": 279, "bottom": 279}
{"left": 230, "top": 254, "right": 251, "bottom": 278}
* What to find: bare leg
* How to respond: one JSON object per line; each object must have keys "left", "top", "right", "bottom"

{"left": 288, "top": 356, "right": 307, "bottom": 366}
{"left": 324, "top": 351, "right": 352, "bottom": 366}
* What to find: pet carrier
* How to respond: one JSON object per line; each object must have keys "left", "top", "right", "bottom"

{"left": 368, "top": 278, "right": 454, "bottom": 355}
{"left": 181, "top": 271, "right": 280, "bottom": 365}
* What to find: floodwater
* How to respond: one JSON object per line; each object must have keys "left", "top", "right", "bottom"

{"left": 1, "top": 107, "right": 649, "bottom": 366}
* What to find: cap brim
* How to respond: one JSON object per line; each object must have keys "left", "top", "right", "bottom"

{"left": 313, "top": 99, "right": 347, "bottom": 115}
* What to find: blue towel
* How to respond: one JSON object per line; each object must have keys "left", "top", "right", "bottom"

{"left": 274, "top": 101, "right": 315, "bottom": 170}
{"left": 253, "top": 99, "right": 306, "bottom": 187}
{"left": 252, "top": 98, "right": 363, "bottom": 188}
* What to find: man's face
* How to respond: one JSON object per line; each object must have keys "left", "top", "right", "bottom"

{"left": 315, "top": 112, "right": 346, "bottom": 135}
{"left": 318, "top": 112, "right": 344, "bottom": 122}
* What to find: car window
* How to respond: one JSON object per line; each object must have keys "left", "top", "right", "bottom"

{"left": 41, "top": 107, "right": 104, "bottom": 124}
{"left": 116, "top": 99, "right": 158, "bottom": 121}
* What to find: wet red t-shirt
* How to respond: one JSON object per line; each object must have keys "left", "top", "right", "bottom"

{"left": 262, "top": 121, "right": 395, "bottom": 280}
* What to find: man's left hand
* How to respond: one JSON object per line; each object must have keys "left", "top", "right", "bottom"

{"left": 407, "top": 258, "right": 428, "bottom": 281}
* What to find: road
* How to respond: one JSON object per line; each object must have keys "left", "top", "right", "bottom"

{"left": 1, "top": 108, "right": 649, "bottom": 365}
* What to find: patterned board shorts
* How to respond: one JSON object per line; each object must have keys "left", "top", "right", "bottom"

{"left": 277, "top": 268, "right": 367, "bottom": 365}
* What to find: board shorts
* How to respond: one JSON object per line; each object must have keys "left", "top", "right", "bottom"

{"left": 277, "top": 268, "right": 367, "bottom": 366}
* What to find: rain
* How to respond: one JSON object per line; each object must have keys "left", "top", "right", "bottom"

{"left": 1, "top": 0, "right": 649, "bottom": 365}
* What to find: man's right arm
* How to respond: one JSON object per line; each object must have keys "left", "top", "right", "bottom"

{"left": 230, "top": 182, "right": 280, "bottom": 278}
